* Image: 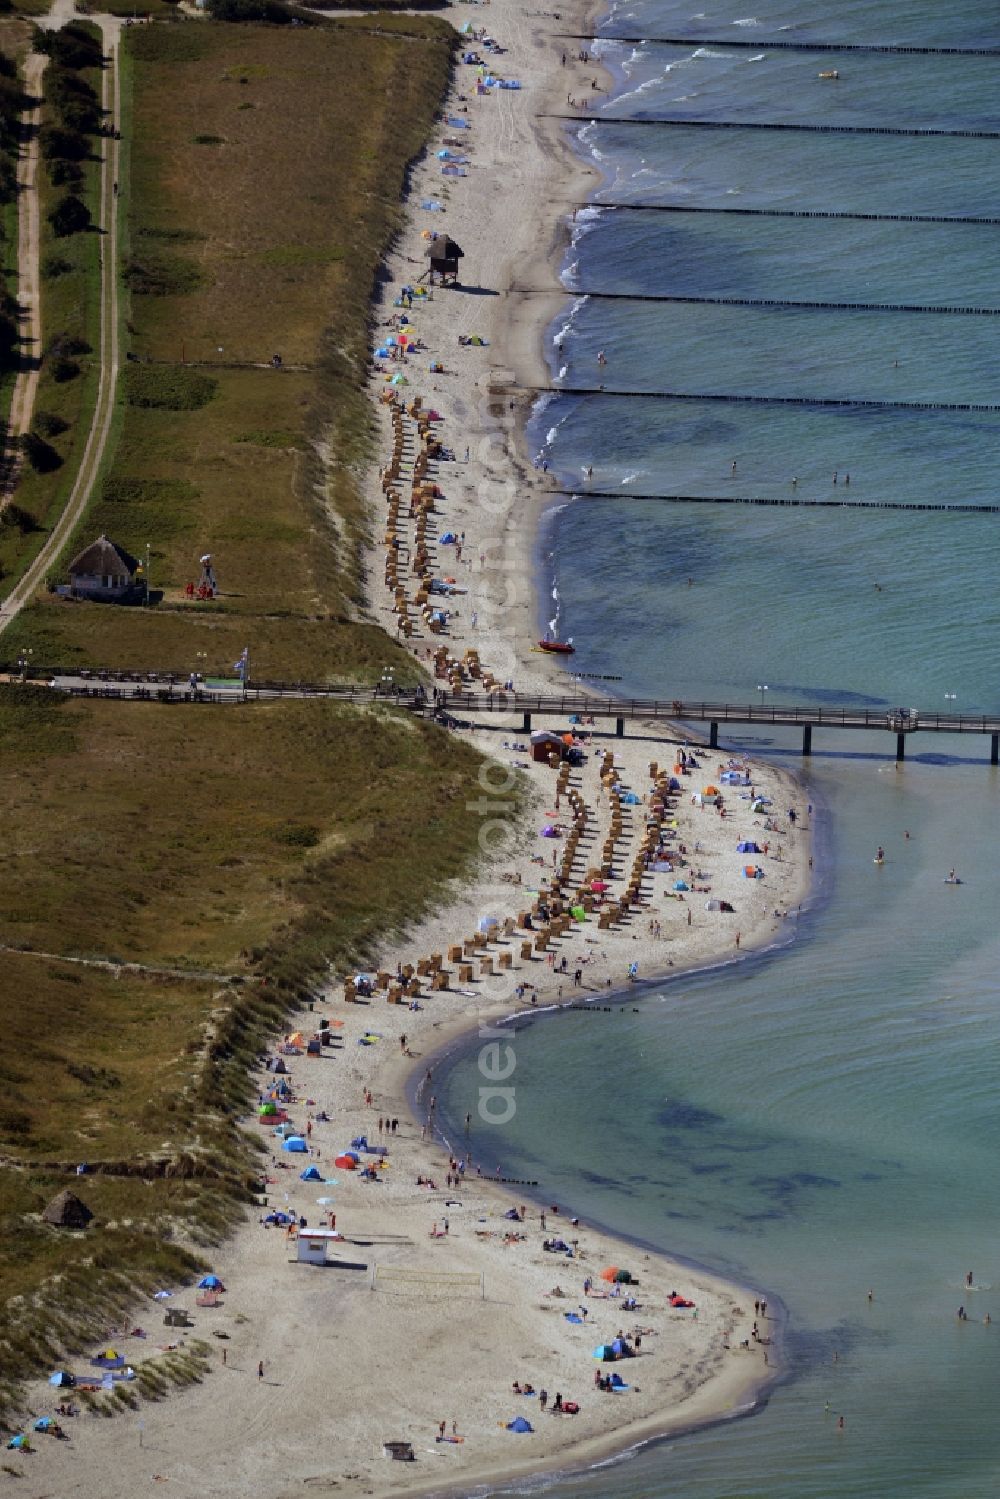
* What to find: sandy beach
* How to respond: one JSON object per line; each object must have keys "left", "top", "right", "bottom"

{"left": 13, "top": 2, "right": 814, "bottom": 1494}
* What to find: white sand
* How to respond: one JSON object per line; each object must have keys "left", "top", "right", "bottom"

{"left": 13, "top": 2, "right": 812, "bottom": 1493}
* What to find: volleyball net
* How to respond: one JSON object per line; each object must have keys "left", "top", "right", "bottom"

{"left": 370, "top": 1263, "right": 485, "bottom": 1298}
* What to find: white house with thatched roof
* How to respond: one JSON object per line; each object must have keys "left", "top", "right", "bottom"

{"left": 68, "top": 535, "right": 140, "bottom": 602}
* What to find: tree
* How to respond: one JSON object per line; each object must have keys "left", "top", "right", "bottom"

{"left": 50, "top": 356, "right": 81, "bottom": 383}
{"left": 49, "top": 159, "right": 84, "bottom": 188}
{"left": 20, "top": 431, "right": 63, "bottom": 473}
{"left": 48, "top": 193, "right": 91, "bottom": 238}
{"left": 40, "top": 124, "right": 89, "bottom": 162}
{"left": 0, "top": 308, "right": 17, "bottom": 369}
{"left": 34, "top": 24, "right": 104, "bottom": 72}
{"left": 33, "top": 410, "right": 70, "bottom": 438}
{"left": 207, "top": 0, "right": 309, "bottom": 22}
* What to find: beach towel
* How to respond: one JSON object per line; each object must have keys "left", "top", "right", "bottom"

{"left": 564, "top": 1312, "right": 583, "bottom": 1323}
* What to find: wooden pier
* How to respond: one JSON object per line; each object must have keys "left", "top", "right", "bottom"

{"left": 20, "top": 667, "right": 1000, "bottom": 765}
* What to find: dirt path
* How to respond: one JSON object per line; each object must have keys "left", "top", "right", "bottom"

{"left": 1, "top": 50, "right": 48, "bottom": 506}
{"left": 0, "top": 15, "right": 123, "bottom": 637}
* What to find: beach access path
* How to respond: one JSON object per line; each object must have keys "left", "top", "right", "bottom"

{"left": 15, "top": 2, "right": 812, "bottom": 1494}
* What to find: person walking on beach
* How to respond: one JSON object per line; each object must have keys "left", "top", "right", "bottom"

{"left": 258, "top": 1360, "right": 264, "bottom": 1381}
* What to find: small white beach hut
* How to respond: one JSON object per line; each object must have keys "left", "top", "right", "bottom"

{"left": 296, "top": 1229, "right": 344, "bottom": 1266}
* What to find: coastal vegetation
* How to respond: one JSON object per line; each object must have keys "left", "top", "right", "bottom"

{"left": 0, "top": 21, "right": 104, "bottom": 591}
{"left": 5, "top": 14, "right": 454, "bottom": 678}
{"left": 0, "top": 683, "right": 495, "bottom": 1419}
{"left": 0, "top": 13, "right": 505, "bottom": 1421}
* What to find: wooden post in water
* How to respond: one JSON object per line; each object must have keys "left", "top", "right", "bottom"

{"left": 896, "top": 732, "right": 906, "bottom": 762}
{"left": 992, "top": 733, "right": 999, "bottom": 765}
{"left": 802, "top": 723, "right": 812, "bottom": 756}
{"left": 709, "top": 721, "right": 718, "bottom": 749}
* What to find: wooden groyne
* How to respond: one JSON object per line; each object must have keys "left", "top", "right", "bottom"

{"left": 589, "top": 206, "right": 1000, "bottom": 228}
{"left": 572, "top": 492, "right": 1000, "bottom": 515}
{"left": 558, "top": 36, "right": 1000, "bottom": 58}
{"left": 523, "top": 290, "right": 1000, "bottom": 317}
{"left": 532, "top": 390, "right": 1000, "bottom": 414}
{"left": 545, "top": 115, "right": 1000, "bottom": 141}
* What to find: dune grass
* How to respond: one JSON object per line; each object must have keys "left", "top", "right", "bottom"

{"left": 0, "top": 682, "right": 506, "bottom": 1418}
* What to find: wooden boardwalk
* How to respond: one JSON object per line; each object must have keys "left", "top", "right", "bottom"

{"left": 22, "top": 667, "right": 1000, "bottom": 763}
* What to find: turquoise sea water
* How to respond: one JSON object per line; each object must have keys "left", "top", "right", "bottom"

{"left": 438, "top": 3, "right": 1000, "bottom": 1495}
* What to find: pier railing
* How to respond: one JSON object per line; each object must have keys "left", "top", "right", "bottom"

{"left": 5, "top": 663, "right": 999, "bottom": 762}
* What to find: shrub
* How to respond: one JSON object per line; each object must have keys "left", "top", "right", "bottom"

{"left": 48, "top": 193, "right": 92, "bottom": 238}
{"left": 50, "top": 356, "right": 81, "bottom": 383}
{"left": 49, "top": 158, "right": 84, "bottom": 187}
{"left": 124, "top": 252, "right": 206, "bottom": 296}
{"left": 123, "top": 365, "right": 218, "bottom": 411}
{"left": 276, "top": 824, "right": 320, "bottom": 847}
{"left": 20, "top": 432, "right": 63, "bottom": 473}
{"left": 58, "top": 335, "right": 92, "bottom": 357}
{"left": 0, "top": 504, "right": 39, "bottom": 534}
{"left": 33, "top": 411, "right": 70, "bottom": 438}
{"left": 42, "top": 254, "right": 73, "bottom": 279}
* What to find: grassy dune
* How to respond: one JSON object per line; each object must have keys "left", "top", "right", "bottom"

{"left": 5, "top": 16, "right": 455, "bottom": 677}
{"left": 0, "top": 680, "right": 499, "bottom": 1412}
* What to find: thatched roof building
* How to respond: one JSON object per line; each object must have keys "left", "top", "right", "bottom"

{"left": 42, "top": 1189, "right": 94, "bottom": 1229}
{"left": 68, "top": 535, "right": 140, "bottom": 602}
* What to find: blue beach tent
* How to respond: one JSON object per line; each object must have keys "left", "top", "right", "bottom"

{"left": 282, "top": 1136, "right": 308, "bottom": 1153}
{"left": 49, "top": 1370, "right": 75, "bottom": 1388}
{"left": 506, "top": 1415, "right": 533, "bottom": 1433}
{"left": 300, "top": 1165, "right": 323, "bottom": 1181}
